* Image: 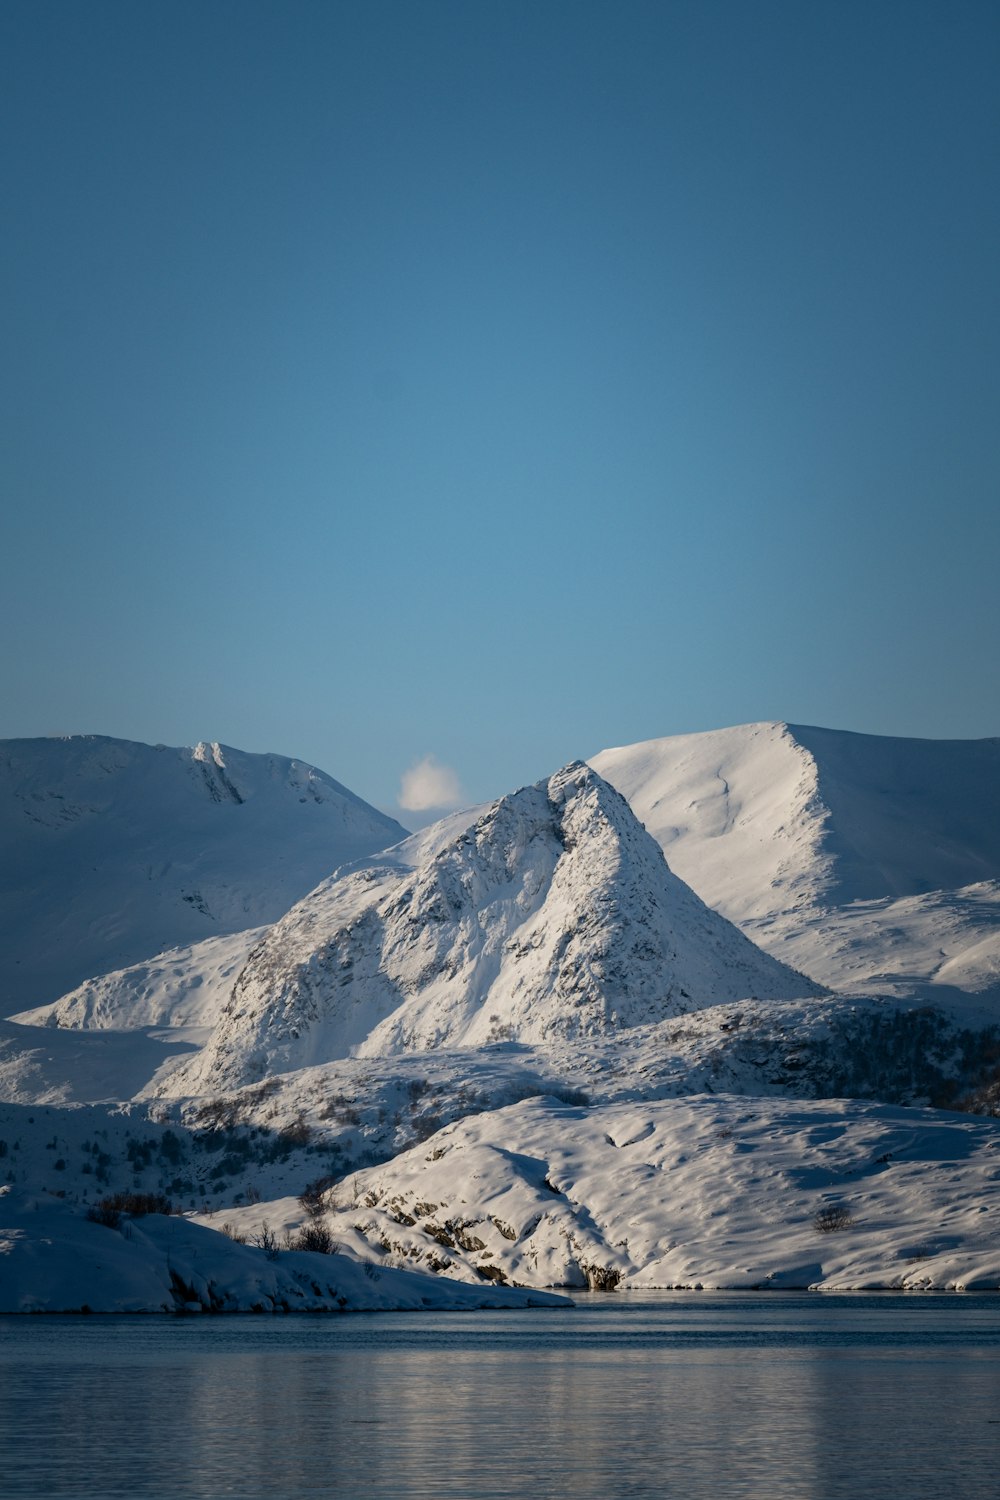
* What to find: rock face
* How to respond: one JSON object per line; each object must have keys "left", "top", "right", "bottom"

{"left": 0, "top": 735, "right": 407, "bottom": 1011}
{"left": 180, "top": 762, "right": 819, "bottom": 1092}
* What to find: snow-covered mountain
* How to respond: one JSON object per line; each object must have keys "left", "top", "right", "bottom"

{"left": 176, "top": 761, "right": 818, "bottom": 1094}
{"left": 591, "top": 722, "right": 1000, "bottom": 1001}
{"left": 5, "top": 722, "right": 1000, "bottom": 1310}
{"left": 0, "top": 735, "right": 407, "bottom": 1013}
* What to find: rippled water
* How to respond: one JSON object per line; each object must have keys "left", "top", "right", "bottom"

{"left": 2, "top": 1293, "right": 999, "bottom": 1499}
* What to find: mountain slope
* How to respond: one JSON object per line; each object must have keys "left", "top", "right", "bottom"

{"left": 176, "top": 762, "right": 818, "bottom": 1094}
{"left": 0, "top": 735, "right": 407, "bottom": 1012}
{"left": 12, "top": 927, "right": 262, "bottom": 1035}
{"left": 590, "top": 722, "right": 1000, "bottom": 1000}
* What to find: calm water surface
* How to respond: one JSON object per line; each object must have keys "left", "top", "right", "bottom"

{"left": 2, "top": 1293, "right": 999, "bottom": 1499}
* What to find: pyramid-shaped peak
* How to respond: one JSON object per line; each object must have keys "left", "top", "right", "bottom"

{"left": 457, "top": 760, "right": 632, "bottom": 845}
{"left": 546, "top": 758, "right": 592, "bottom": 791}
{"left": 175, "top": 756, "right": 820, "bottom": 1094}
{"left": 544, "top": 759, "right": 625, "bottom": 811}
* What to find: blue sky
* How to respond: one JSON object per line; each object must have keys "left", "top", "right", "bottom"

{"left": 2, "top": 1, "right": 998, "bottom": 819}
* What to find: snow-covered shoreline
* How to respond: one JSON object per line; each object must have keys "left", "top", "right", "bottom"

{"left": 0, "top": 1184, "right": 569, "bottom": 1314}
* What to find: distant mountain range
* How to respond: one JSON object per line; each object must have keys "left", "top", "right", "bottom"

{"left": 8, "top": 723, "right": 1000, "bottom": 1047}
{"left": 4, "top": 723, "right": 1000, "bottom": 1308}
{"left": 0, "top": 735, "right": 407, "bottom": 1011}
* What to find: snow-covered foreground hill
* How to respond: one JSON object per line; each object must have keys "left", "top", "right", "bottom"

{"left": 171, "top": 762, "right": 818, "bottom": 1095}
{"left": 0, "top": 735, "right": 407, "bottom": 1012}
{"left": 5, "top": 1078, "right": 999, "bottom": 1303}
{"left": 591, "top": 721, "right": 1000, "bottom": 1002}
{"left": 314, "top": 1093, "right": 1000, "bottom": 1292}
{"left": 0, "top": 1186, "right": 567, "bottom": 1314}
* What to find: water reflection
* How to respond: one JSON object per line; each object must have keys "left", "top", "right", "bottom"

{"left": 2, "top": 1296, "right": 999, "bottom": 1499}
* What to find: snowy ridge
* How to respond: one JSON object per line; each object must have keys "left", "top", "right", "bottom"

{"left": 757, "top": 881, "right": 1000, "bottom": 1006}
{"left": 591, "top": 721, "right": 1000, "bottom": 1000}
{"left": 0, "top": 735, "right": 407, "bottom": 1011}
{"left": 590, "top": 722, "right": 830, "bottom": 925}
{"left": 177, "top": 762, "right": 817, "bottom": 1093}
{"left": 5, "top": 988, "right": 994, "bottom": 1117}
{"left": 591, "top": 720, "right": 1000, "bottom": 914}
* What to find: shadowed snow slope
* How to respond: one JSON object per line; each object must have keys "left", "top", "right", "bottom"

{"left": 0, "top": 1017, "right": 199, "bottom": 1104}
{"left": 0, "top": 735, "right": 407, "bottom": 1013}
{"left": 591, "top": 722, "right": 1000, "bottom": 1000}
{"left": 12, "top": 928, "right": 263, "bottom": 1034}
{"left": 0, "top": 1187, "right": 567, "bottom": 1313}
{"left": 178, "top": 762, "right": 819, "bottom": 1093}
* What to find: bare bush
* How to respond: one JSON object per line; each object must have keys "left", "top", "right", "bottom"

{"left": 814, "top": 1203, "right": 855, "bottom": 1233}
{"left": 288, "top": 1222, "right": 337, "bottom": 1254}
{"left": 298, "top": 1175, "right": 336, "bottom": 1217}
{"left": 252, "top": 1223, "right": 280, "bottom": 1260}
{"left": 87, "top": 1191, "right": 174, "bottom": 1229}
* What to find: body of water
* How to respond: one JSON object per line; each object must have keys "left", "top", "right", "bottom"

{"left": 2, "top": 1292, "right": 999, "bottom": 1498}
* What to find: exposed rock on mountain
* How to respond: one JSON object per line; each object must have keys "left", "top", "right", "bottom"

{"left": 178, "top": 762, "right": 818, "bottom": 1093}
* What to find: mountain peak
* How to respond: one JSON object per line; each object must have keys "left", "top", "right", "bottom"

{"left": 0, "top": 734, "right": 408, "bottom": 1010}
{"left": 591, "top": 720, "right": 1000, "bottom": 919}
{"left": 174, "top": 761, "right": 818, "bottom": 1094}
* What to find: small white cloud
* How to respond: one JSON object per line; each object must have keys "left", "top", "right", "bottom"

{"left": 398, "top": 755, "right": 464, "bottom": 812}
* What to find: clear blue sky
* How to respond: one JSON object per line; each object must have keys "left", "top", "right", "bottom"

{"left": 3, "top": 0, "right": 998, "bottom": 819}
